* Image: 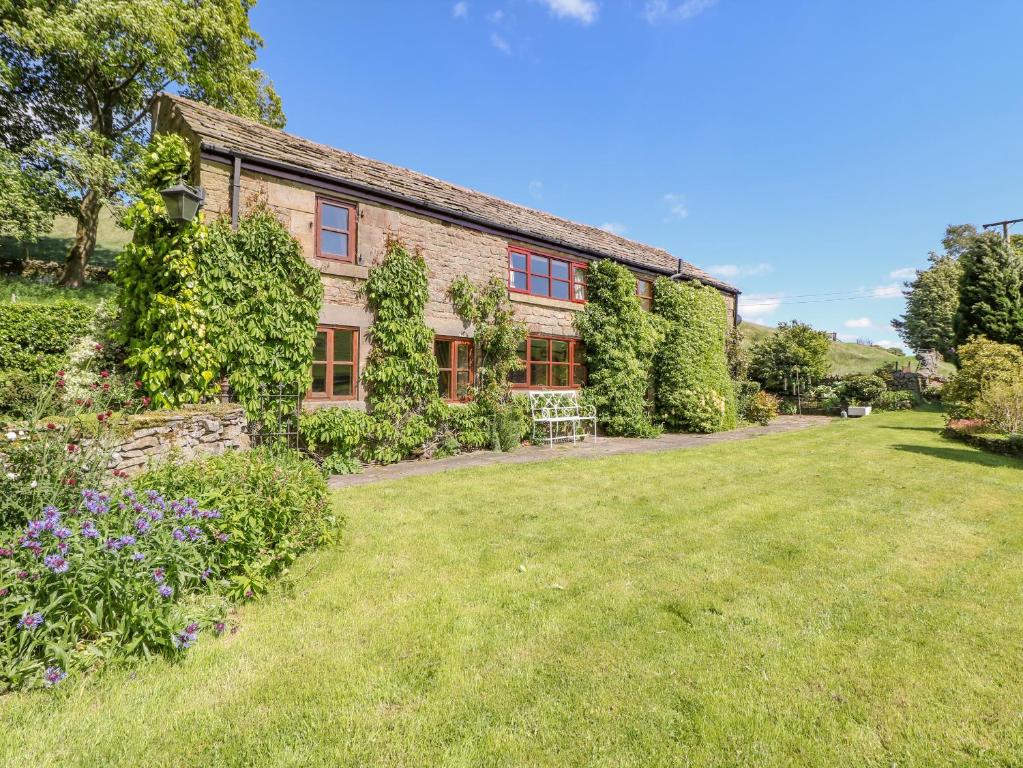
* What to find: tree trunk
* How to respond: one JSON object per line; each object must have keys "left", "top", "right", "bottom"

{"left": 59, "top": 189, "right": 102, "bottom": 288}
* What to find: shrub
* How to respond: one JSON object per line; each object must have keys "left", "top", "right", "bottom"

{"left": 976, "top": 381, "right": 1023, "bottom": 436}
{"left": 946, "top": 418, "right": 993, "bottom": 436}
{"left": 653, "top": 279, "right": 736, "bottom": 433}
{"left": 574, "top": 260, "right": 661, "bottom": 438}
{"left": 734, "top": 379, "right": 761, "bottom": 422}
{"left": 136, "top": 449, "right": 334, "bottom": 600}
{"left": 299, "top": 407, "right": 372, "bottom": 467}
{"left": 748, "top": 320, "right": 831, "bottom": 393}
{"left": 874, "top": 390, "right": 918, "bottom": 411}
{"left": 746, "top": 391, "right": 779, "bottom": 425}
{"left": 943, "top": 336, "right": 1023, "bottom": 419}
{"left": 807, "top": 383, "right": 841, "bottom": 410}
{"left": 837, "top": 374, "right": 888, "bottom": 406}
{"left": 0, "top": 487, "right": 231, "bottom": 691}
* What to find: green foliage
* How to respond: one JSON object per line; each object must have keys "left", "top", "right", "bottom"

{"left": 954, "top": 235, "right": 1023, "bottom": 349}
{"left": 574, "top": 260, "right": 661, "bottom": 437}
{"left": 733, "top": 379, "right": 761, "bottom": 422}
{"left": 975, "top": 381, "right": 1023, "bottom": 436}
{"left": 836, "top": 373, "right": 888, "bottom": 406}
{"left": 748, "top": 320, "right": 831, "bottom": 393}
{"left": 0, "top": 147, "right": 58, "bottom": 242}
{"left": 746, "top": 390, "right": 779, "bottom": 426}
{"left": 137, "top": 448, "right": 334, "bottom": 600}
{"left": 1, "top": 0, "right": 284, "bottom": 283}
{"left": 725, "top": 323, "right": 748, "bottom": 380}
{"left": 943, "top": 336, "right": 1023, "bottom": 419}
{"left": 653, "top": 278, "right": 736, "bottom": 433}
{"left": 449, "top": 275, "right": 527, "bottom": 414}
{"left": 893, "top": 225, "right": 972, "bottom": 357}
{"left": 362, "top": 238, "right": 446, "bottom": 463}
{"left": 874, "top": 390, "right": 919, "bottom": 412}
{"left": 299, "top": 407, "right": 372, "bottom": 467}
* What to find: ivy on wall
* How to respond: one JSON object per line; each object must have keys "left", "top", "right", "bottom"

{"left": 117, "top": 133, "right": 322, "bottom": 412}
{"left": 653, "top": 278, "right": 736, "bottom": 433}
{"left": 574, "top": 260, "right": 661, "bottom": 438}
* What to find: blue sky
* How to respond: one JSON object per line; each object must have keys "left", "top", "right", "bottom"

{"left": 251, "top": 0, "right": 1022, "bottom": 348}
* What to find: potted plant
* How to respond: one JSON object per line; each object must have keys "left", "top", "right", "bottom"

{"left": 846, "top": 398, "right": 872, "bottom": 418}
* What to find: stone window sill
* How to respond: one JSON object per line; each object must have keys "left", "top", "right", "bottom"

{"left": 508, "top": 292, "right": 583, "bottom": 313}
{"left": 316, "top": 259, "right": 369, "bottom": 280}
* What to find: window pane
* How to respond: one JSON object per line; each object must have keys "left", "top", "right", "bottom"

{"left": 311, "top": 363, "right": 327, "bottom": 393}
{"left": 313, "top": 331, "right": 327, "bottom": 361}
{"left": 573, "top": 344, "right": 586, "bottom": 365}
{"left": 509, "top": 366, "right": 527, "bottom": 385}
{"left": 456, "top": 343, "right": 470, "bottom": 369}
{"left": 516, "top": 339, "right": 527, "bottom": 360}
{"left": 531, "top": 256, "right": 549, "bottom": 276}
{"left": 551, "top": 339, "right": 569, "bottom": 362}
{"left": 529, "top": 338, "right": 549, "bottom": 362}
{"left": 551, "top": 280, "right": 570, "bottom": 300}
{"left": 573, "top": 282, "right": 587, "bottom": 301}
{"left": 530, "top": 364, "right": 549, "bottom": 387}
{"left": 334, "top": 330, "right": 353, "bottom": 363}
{"left": 574, "top": 364, "right": 587, "bottom": 386}
{"left": 435, "top": 340, "right": 451, "bottom": 368}
{"left": 321, "top": 203, "right": 348, "bottom": 231}
{"left": 510, "top": 270, "right": 528, "bottom": 290}
{"left": 456, "top": 371, "right": 470, "bottom": 399}
{"left": 321, "top": 230, "right": 348, "bottom": 257}
{"left": 438, "top": 371, "right": 451, "bottom": 399}
{"left": 510, "top": 252, "right": 527, "bottom": 271}
{"left": 531, "top": 277, "right": 550, "bottom": 297}
{"left": 332, "top": 364, "right": 353, "bottom": 397}
{"left": 552, "top": 364, "right": 569, "bottom": 387}
{"left": 551, "top": 260, "right": 569, "bottom": 280}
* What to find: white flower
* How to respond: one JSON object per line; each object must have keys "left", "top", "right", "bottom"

{"left": 5, "top": 431, "right": 15, "bottom": 441}
{"left": 30, "top": 480, "right": 37, "bottom": 489}
{"left": 6, "top": 472, "right": 17, "bottom": 481}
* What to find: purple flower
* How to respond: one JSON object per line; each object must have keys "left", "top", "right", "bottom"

{"left": 18, "top": 612, "right": 43, "bottom": 630}
{"left": 171, "top": 624, "right": 199, "bottom": 649}
{"left": 43, "top": 666, "right": 66, "bottom": 687}
{"left": 200, "top": 568, "right": 212, "bottom": 582}
{"left": 172, "top": 529, "right": 186, "bottom": 542}
{"left": 201, "top": 509, "right": 222, "bottom": 520}
{"left": 214, "top": 621, "right": 226, "bottom": 636}
{"left": 0, "top": 546, "right": 13, "bottom": 557}
{"left": 135, "top": 518, "right": 151, "bottom": 535}
{"left": 105, "top": 537, "right": 124, "bottom": 551}
{"left": 53, "top": 526, "right": 72, "bottom": 540}
{"left": 158, "top": 584, "right": 173, "bottom": 599}
{"left": 44, "top": 554, "right": 69, "bottom": 573}
{"left": 81, "top": 520, "right": 99, "bottom": 539}
{"left": 215, "top": 533, "right": 229, "bottom": 543}
{"left": 26, "top": 520, "right": 45, "bottom": 538}
{"left": 184, "top": 526, "right": 203, "bottom": 542}
{"left": 42, "top": 506, "right": 60, "bottom": 522}
{"left": 151, "top": 567, "right": 166, "bottom": 584}
{"left": 147, "top": 508, "right": 163, "bottom": 522}
{"left": 0, "top": 587, "right": 8, "bottom": 597}
{"left": 131, "top": 551, "right": 145, "bottom": 562}
{"left": 119, "top": 534, "right": 136, "bottom": 547}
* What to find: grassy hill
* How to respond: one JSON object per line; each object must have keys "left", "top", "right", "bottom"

{"left": 740, "top": 322, "right": 956, "bottom": 378}
{"left": 0, "top": 210, "right": 130, "bottom": 268}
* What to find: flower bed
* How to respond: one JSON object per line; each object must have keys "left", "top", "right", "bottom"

{"left": 944, "top": 420, "right": 1023, "bottom": 458}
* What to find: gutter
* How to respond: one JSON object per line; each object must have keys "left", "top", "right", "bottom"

{"left": 198, "top": 142, "right": 740, "bottom": 295}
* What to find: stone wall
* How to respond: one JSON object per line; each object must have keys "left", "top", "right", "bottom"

{"left": 108, "top": 405, "right": 249, "bottom": 475}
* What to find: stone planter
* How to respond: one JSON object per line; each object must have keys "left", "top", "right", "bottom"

{"left": 847, "top": 405, "right": 872, "bottom": 418}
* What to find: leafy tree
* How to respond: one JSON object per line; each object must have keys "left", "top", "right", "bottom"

{"left": 943, "top": 336, "right": 1023, "bottom": 419}
{"left": 0, "top": 147, "right": 58, "bottom": 245}
{"left": 1, "top": 0, "right": 284, "bottom": 287}
{"left": 953, "top": 234, "right": 1023, "bottom": 349}
{"left": 748, "top": 320, "right": 831, "bottom": 393}
{"left": 893, "top": 224, "right": 974, "bottom": 358}
{"left": 574, "top": 260, "right": 661, "bottom": 437}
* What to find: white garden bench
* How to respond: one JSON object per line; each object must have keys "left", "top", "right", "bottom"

{"left": 528, "top": 390, "right": 597, "bottom": 447}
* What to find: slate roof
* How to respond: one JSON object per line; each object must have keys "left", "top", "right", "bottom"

{"left": 158, "top": 94, "right": 737, "bottom": 293}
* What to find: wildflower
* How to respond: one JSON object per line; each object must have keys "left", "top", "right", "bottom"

{"left": 119, "top": 534, "right": 136, "bottom": 547}
{"left": 184, "top": 526, "right": 203, "bottom": 542}
{"left": 5, "top": 472, "right": 16, "bottom": 481}
{"left": 151, "top": 567, "right": 166, "bottom": 584}
{"left": 80, "top": 520, "right": 99, "bottom": 539}
{"left": 0, "top": 588, "right": 8, "bottom": 597}
{"left": 26, "top": 520, "right": 45, "bottom": 538}
{"left": 158, "top": 584, "right": 173, "bottom": 598}
{"left": 142, "top": 396, "right": 152, "bottom": 407}
{"left": 112, "top": 469, "right": 128, "bottom": 479}
{"left": 97, "top": 411, "right": 108, "bottom": 422}
{"left": 173, "top": 529, "right": 186, "bottom": 542}
{"left": 200, "top": 568, "right": 212, "bottom": 582}
{"left": 214, "top": 621, "right": 226, "bottom": 636}
{"left": 105, "top": 537, "right": 124, "bottom": 551}
{"left": 101, "top": 383, "right": 110, "bottom": 392}
{"left": 5, "top": 431, "right": 15, "bottom": 441}
{"left": 30, "top": 480, "right": 37, "bottom": 489}
{"left": 215, "top": 533, "right": 229, "bottom": 543}
{"left": 94, "top": 343, "right": 103, "bottom": 352}
{"left": 64, "top": 476, "right": 77, "bottom": 487}
{"left": 135, "top": 518, "right": 151, "bottom": 535}
{"left": 43, "top": 666, "right": 67, "bottom": 687}
{"left": 0, "top": 547, "right": 12, "bottom": 557}
{"left": 66, "top": 443, "right": 79, "bottom": 453}
{"left": 46, "top": 422, "right": 57, "bottom": 431}
{"left": 16, "top": 570, "right": 28, "bottom": 580}
{"left": 18, "top": 612, "right": 43, "bottom": 630}
{"left": 99, "top": 370, "right": 110, "bottom": 379}
{"left": 44, "top": 554, "right": 69, "bottom": 574}
{"left": 131, "top": 551, "right": 145, "bottom": 562}
{"left": 147, "top": 508, "right": 163, "bottom": 522}
{"left": 54, "top": 527, "right": 72, "bottom": 540}
{"left": 134, "top": 380, "right": 142, "bottom": 389}
{"left": 244, "top": 589, "right": 254, "bottom": 599}
{"left": 171, "top": 624, "right": 199, "bottom": 649}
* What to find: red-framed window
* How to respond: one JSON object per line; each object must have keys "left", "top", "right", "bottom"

{"left": 309, "top": 326, "right": 358, "bottom": 400}
{"left": 509, "top": 335, "right": 586, "bottom": 389}
{"left": 435, "top": 337, "right": 473, "bottom": 402}
{"left": 508, "top": 248, "right": 587, "bottom": 302}
{"left": 316, "top": 198, "right": 357, "bottom": 262}
{"left": 637, "top": 278, "right": 654, "bottom": 311}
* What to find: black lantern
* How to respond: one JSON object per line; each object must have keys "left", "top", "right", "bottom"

{"left": 159, "top": 183, "right": 205, "bottom": 222}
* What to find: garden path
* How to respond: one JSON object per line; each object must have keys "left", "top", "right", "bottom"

{"left": 328, "top": 415, "right": 832, "bottom": 488}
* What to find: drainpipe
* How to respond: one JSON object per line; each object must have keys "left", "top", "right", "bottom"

{"left": 230, "top": 156, "right": 242, "bottom": 229}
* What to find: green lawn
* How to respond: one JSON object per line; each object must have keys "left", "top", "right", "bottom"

{"left": 0, "top": 210, "right": 130, "bottom": 268}
{"left": 2, "top": 410, "right": 1022, "bottom": 767}
{"left": 1, "top": 274, "right": 116, "bottom": 307}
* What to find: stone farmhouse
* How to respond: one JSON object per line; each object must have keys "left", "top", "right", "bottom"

{"left": 154, "top": 95, "right": 739, "bottom": 408}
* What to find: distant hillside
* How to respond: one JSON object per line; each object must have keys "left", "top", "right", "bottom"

{"left": 739, "top": 322, "right": 956, "bottom": 378}
{"left": 0, "top": 210, "right": 130, "bottom": 268}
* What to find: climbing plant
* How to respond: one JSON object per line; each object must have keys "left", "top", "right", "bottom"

{"left": 361, "top": 237, "right": 446, "bottom": 463}
{"left": 574, "top": 259, "right": 661, "bottom": 437}
{"left": 653, "top": 278, "right": 736, "bottom": 433}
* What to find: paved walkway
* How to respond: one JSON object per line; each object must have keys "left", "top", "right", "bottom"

{"left": 329, "top": 415, "right": 832, "bottom": 489}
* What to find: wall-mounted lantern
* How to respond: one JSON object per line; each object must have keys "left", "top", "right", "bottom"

{"left": 159, "top": 183, "right": 205, "bottom": 222}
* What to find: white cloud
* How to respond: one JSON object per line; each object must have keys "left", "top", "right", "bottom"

{"left": 871, "top": 283, "right": 903, "bottom": 299}
{"left": 844, "top": 317, "right": 872, "bottom": 329}
{"left": 706, "top": 263, "right": 773, "bottom": 279}
{"left": 490, "top": 32, "right": 512, "bottom": 54}
{"left": 837, "top": 333, "right": 858, "bottom": 343}
{"left": 598, "top": 222, "right": 628, "bottom": 236}
{"left": 452, "top": 1, "right": 469, "bottom": 18}
{"left": 875, "top": 340, "right": 901, "bottom": 349}
{"left": 528, "top": 180, "right": 543, "bottom": 200}
{"left": 663, "top": 193, "right": 688, "bottom": 221}
{"left": 538, "top": 0, "right": 599, "bottom": 24}
{"left": 489, "top": 9, "right": 505, "bottom": 22}
{"left": 739, "top": 294, "right": 781, "bottom": 319}
{"left": 889, "top": 267, "right": 917, "bottom": 281}
{"left": 644, "top": 0, "right": 717, "bottom": 23}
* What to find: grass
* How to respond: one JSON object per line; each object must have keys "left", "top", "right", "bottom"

{"left": 0, "top": 275, "right": 115, "bottom": 307}
{"left": 0, "top": 210, "right": 130, "bottom": 268}
{"left": 2, "top": 409, "right": 1022, "bottom": 767}
{"left": 742, "top": 321, "right": 957, "bottom": 377}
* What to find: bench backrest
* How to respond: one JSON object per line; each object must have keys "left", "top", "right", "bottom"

{"left": 528, "top": 390, "right": 584, "bottom": 420}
